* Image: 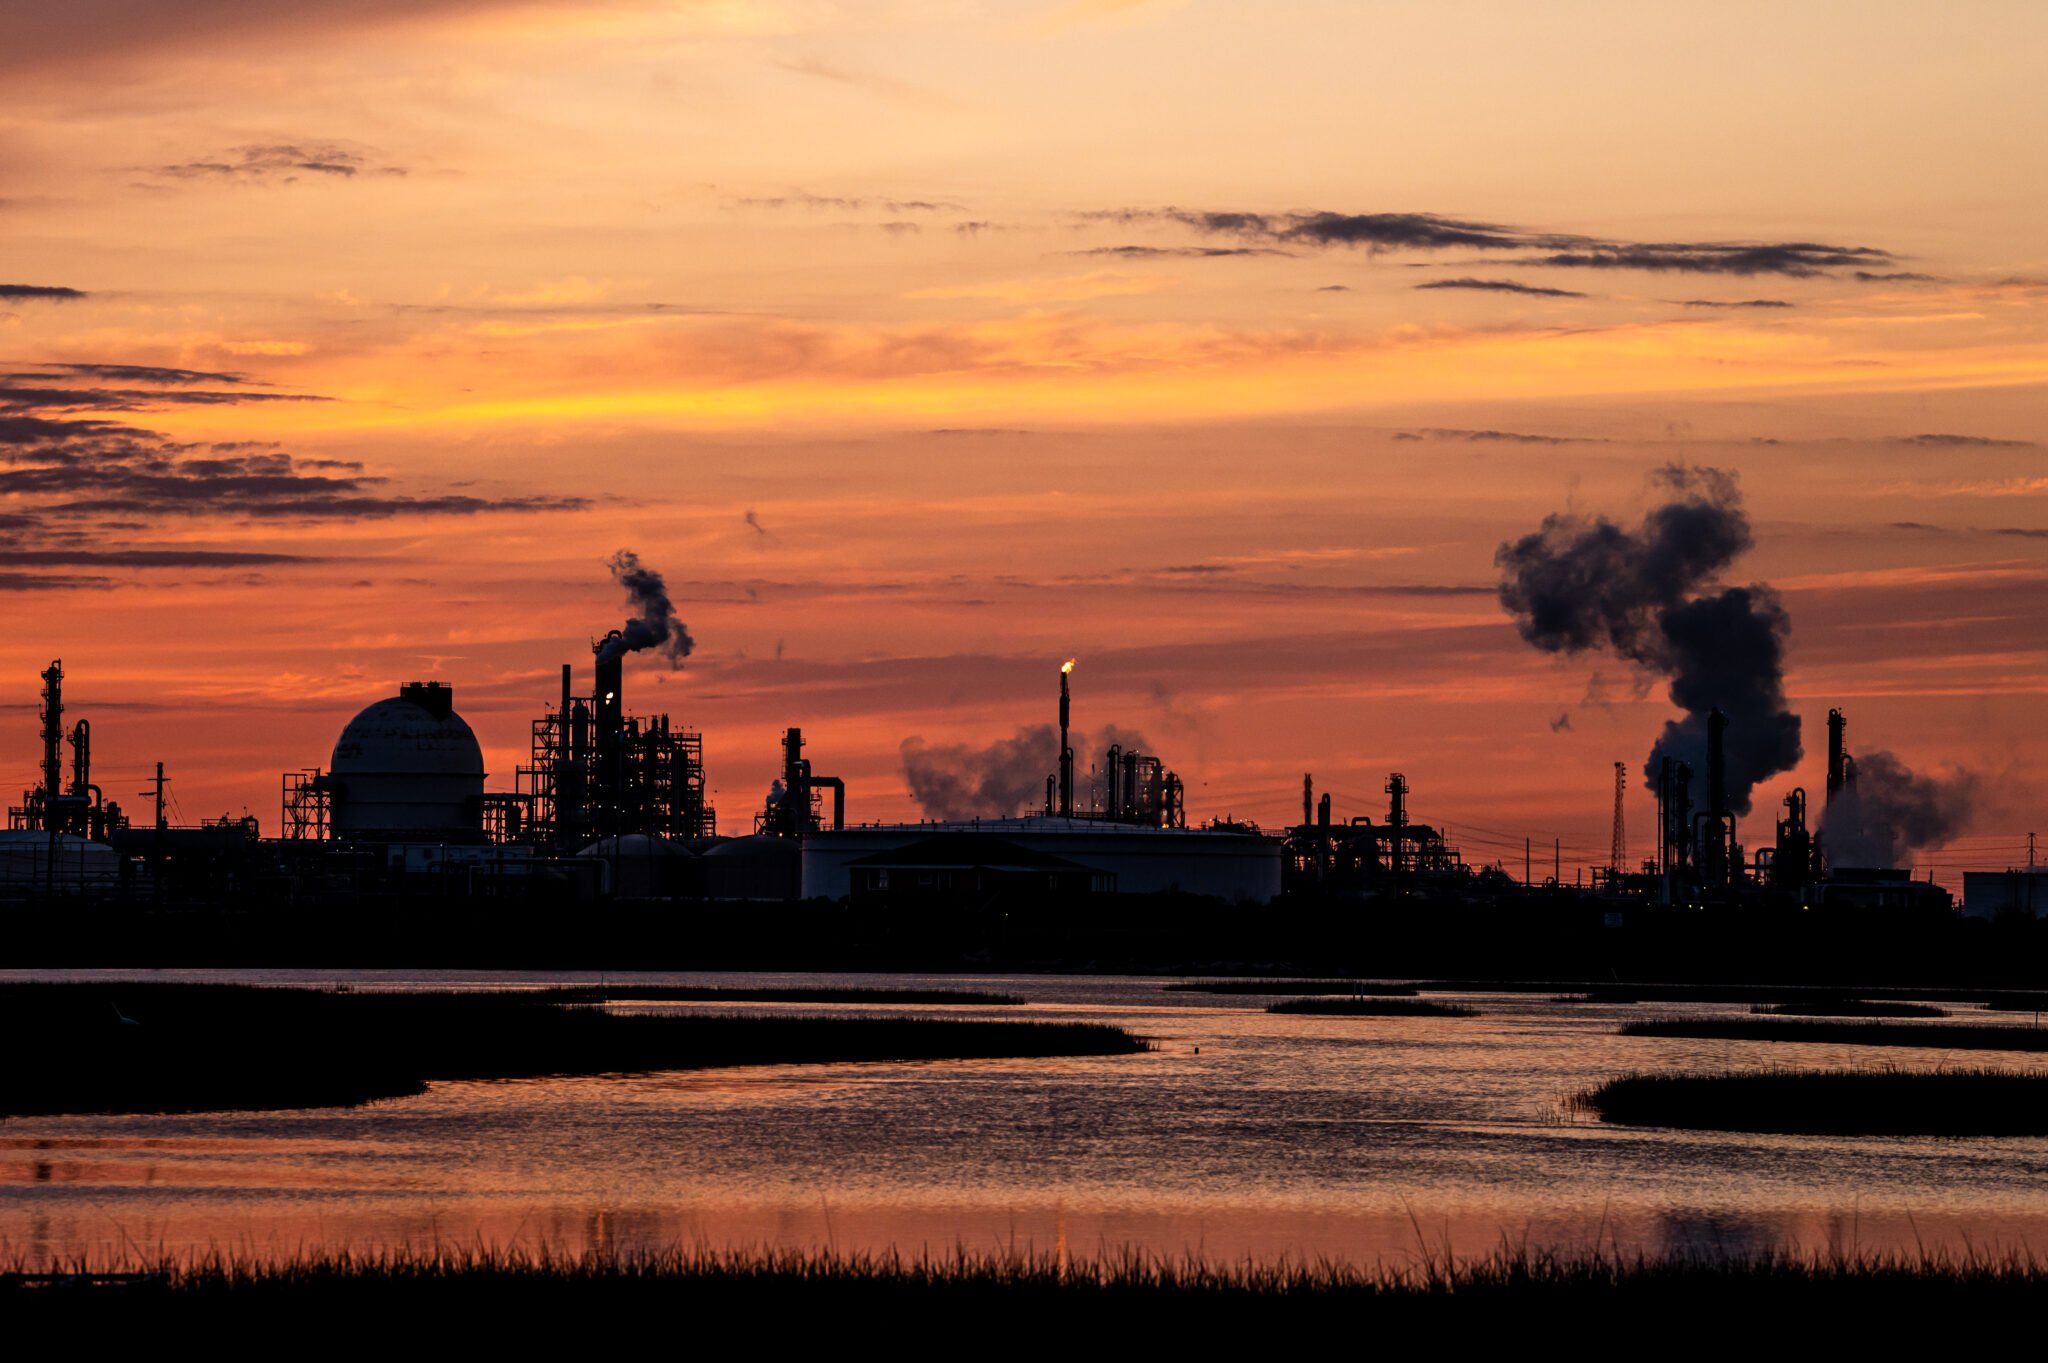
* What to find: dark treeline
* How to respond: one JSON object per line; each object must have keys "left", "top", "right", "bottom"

{"left": 0, "top": 983, "right": 1144, "bottom": 1119}
{"left": 6, "top": 893, "right": 2048, "bottom": 988}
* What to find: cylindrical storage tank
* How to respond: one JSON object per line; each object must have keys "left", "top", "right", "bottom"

{"left": 577, "top": 833, "right": 695, "bottom": 898}
{"left": 701, "top": 835, "right": 801, "bottom": 901}
{"left": 330, "top": 681, "right": 485, "bottom": 842}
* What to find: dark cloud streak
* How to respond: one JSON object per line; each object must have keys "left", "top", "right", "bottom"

{"left": 1415, "top": 277, "right": 1586, "bottom": 298}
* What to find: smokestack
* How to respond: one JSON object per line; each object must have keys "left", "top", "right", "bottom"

{"left": 1495, "top": 466, "right": 1801, "bottom": 819}
{"left": 1302, "top": 773, "right": 1313, "bottom": 829}
{"left": 39, "top": 660, "right": 62, "bottom": 823}
{"left": 1058, "top": 660, "right": 1075, "bottom": 818}
{"left": 595, "top": 631, "right": 624, "bottom": 739}
{"left": 1827, "top": 708, "right": 1846, "bottom": 805}
{"left": 596, "top": 549, "right": 695, "bottom": 668}
{"left": 1708, "top": 707, "right": 1727, "bottom": 816}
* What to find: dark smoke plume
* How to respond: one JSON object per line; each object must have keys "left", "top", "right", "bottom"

{"left": 1495, "top": 465, "right": 1800, "bottom": 814}
{"left": 597, "top": 549, "right": 694, "bottom": 668}
{"left": 901, "top": 724, "right": 1153, "bottom": 821}
{"left": 1819, "top": 751, "right": 1977, "bottom": 869}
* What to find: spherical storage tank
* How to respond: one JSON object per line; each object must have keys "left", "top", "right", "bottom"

{"left": 330, "top": 681, "right": 485, "bottom": 841}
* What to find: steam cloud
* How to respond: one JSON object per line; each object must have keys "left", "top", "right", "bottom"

{"left": 902, "top": 724, "right": 1153, "bottom": 820}
{"left": 1819, "top": 751, "right": 1977, "bottom": 869}
{"left": 1495, "top": 465, "right": 1800, "bottom": 814}
{"left": 597, "top": 549, "right": 694, "bottom": 668}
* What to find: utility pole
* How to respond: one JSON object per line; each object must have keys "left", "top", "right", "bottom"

{"left": 2029, "top": 832, "right": 2037, "bottom": 870}
{"left": 1554, "top": 837, "right": 1560, "bottom": 886}
{"left": 1524, "top": 836, "right": 1531, "bottom": 887}
{"left": 146, "top": 762, "right": 167, "bottom": 907}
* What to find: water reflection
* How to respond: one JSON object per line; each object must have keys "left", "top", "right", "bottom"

{"left": 4, "top": 970, "right": 2048, "bottom": 1266}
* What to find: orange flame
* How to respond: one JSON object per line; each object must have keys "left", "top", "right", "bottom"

{"left": 1061, "top": 658, "right": 1076, "bottom": 673}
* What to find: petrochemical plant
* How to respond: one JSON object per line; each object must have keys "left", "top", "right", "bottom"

{"left": 2, "top": 644, "right": 2039, "bottom": 921}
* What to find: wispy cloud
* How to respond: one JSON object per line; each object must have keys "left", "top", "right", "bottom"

{"left": 1068, "top": 245, "right": 1292, "bottom": 259}
{"left": 1090, "top": 206, "right": 1903, "bottom": 278}
{"left": 142, "top": 142, "right": 407, "bottom": 184}
{"left": 1415, "top": 277, "right": 1586, "bottom": 298}
{"left": 1893, "top": 433, "right": 2037, "bottom": 448}
{"left": 0, "top": 284, "right": 87, "bottom": 300}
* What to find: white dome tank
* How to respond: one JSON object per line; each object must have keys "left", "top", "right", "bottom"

{"left": 329, "top": 681, "right": 485, "bottom": 841}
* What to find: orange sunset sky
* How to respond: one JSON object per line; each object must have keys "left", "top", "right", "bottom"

{"left": 4, "top": 1, "right": 2044, "bottom": 879}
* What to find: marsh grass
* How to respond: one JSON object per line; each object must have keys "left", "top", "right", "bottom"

{"left": 1165, "top": 979, "right": 1418, "bottom": 996}
{"left": 1267, "top": 998, "right": 1477, "bottom": 1017}
{"left": 1979, "top": 995, "right": 2048, "bottom": 1013}
{"left": 7, "top": 1242, "right": 2048, "bottom": 1332}
{"left": 1750, "top": 1000, "right": 1950, "bottom": 1018}
{"left": 1574, "top": 1067, "right": 2048, "bottom": 1135}
{"left": 536, "top": 985, "right": 1025, "bottom": 1005}
{"left": 1621, "top": 1017, "right": 2048, "bottom": 1051}
{"left": 0, "top": 982, "right": 1145, "bottom": 1119}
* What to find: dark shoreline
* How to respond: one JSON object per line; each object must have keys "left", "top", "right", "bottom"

{"left": 7, "top": 895, "right": 2048, "bottom": 990}
{"left": 1620, "top": 1017, "right": 2048, "bottom": 1051}
{"left": 1576, "top": 1068, "right": 2048, "bottom": 1136}
{"left": 0, "top": 982, "right": 1146, "bottom": 1119}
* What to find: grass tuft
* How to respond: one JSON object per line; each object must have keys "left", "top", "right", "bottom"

{"left": 1574, "top": 1067, "right": 2048, "bottom": 1135}
{"left": 1164, "top": 979, "right": 1418, "bottom": 996}
{"left": 536, "top": 985, "right": 1025, "bottom": 1005}
{"left": 1621, "top": 1017, "right": 2048, "bottom": 1051}
{"left": 1750, "top": 1000, "right": 1949, "bottom": 1018}
{"left": 1267, "top": 997, "right": 1477, "bottom": 1017}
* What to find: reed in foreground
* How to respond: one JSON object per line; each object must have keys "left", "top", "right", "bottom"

{"left": 1165, "top": 979, "right": 1418, "bottom": 996}
{"left": 0, "top": 983, "right": 1145, "bottom": 1119}
{"left": 6, "top": 1243, "right": 2048, "bottom": 1335}
{"left": 1576, "top": 1068, "right": 2048, "bottom": 1135}
{"left": 1621, "top": 1017, "right": 2048, "bottom": 1051}
{"left": 1267, "top": 997, "right": 1477, "bottom": 1017}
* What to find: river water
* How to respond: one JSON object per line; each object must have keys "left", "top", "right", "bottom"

{"left": 6, "top": 970, "right": 2048, "bottom": 1266}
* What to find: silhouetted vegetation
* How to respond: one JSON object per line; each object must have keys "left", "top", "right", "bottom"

{"left": 1583, "top": 984, "right": 1867, "bottom": 1004}
{"left": 1621, "top": 1017, "right": 2048, "bottom": 1051}
{"left": 1574, "top": 983, "right": 2044, "bottom": 1006}
{"left": 0, "top": 983, "right": 1145, "bottom": 1119}
{"left": 9, "top": 1244, "right": 2048, "bottom": 1335}
{"left": 1979, "top": 994, "right": 2048, "bottom": 1013}
{"left": 1267, "top": 998, "right": 1478, "bottom": 1017}
{"left": 1164, "top": 979, "right": 1418, "bottom": 996}
{"left": 1750, "top": 1000, "right": 1949, "bottom": 1018}
{"left": 1575, "top": 1068, "right": 2048, "bottom": 1135}
{"left": 536, "top": 985, "right": 1025, "bottom": 1005}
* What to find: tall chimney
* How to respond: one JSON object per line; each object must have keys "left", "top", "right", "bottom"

{"left": 1707, "top": 707, "right": 1727, "bottom": 817}
{"left": 38, "top": 661, "right": 63, "bottom": 825}
{"left": 595, "top": 631, "right": 624, "bottom": 741}
{"left": 1826, "top": 707, "right": 1846, "bottom": 805}
{"left": 1057, "top": 661, "right": 1074, "bottom": 818}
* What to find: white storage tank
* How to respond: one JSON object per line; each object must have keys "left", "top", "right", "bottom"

{"left": 329, "top": 681, "right": 485, "bottom": 842}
